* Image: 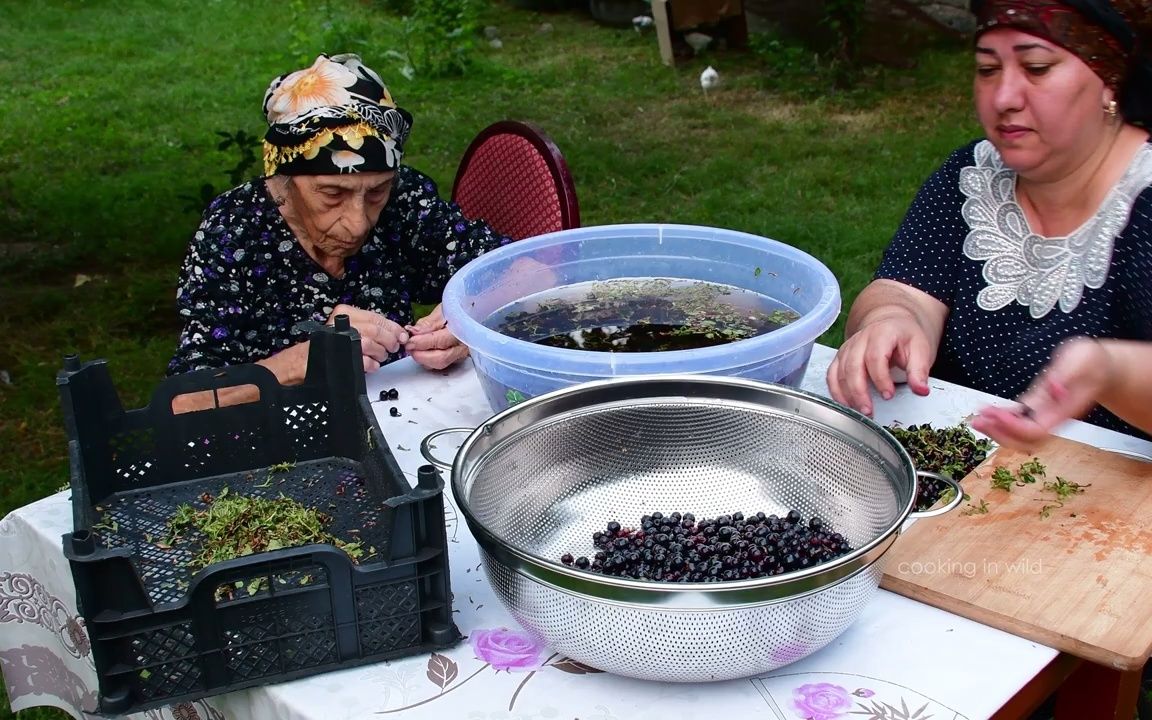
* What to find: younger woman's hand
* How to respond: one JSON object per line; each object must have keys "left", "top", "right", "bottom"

{"left": 826, "top": 311, "right": 934, "bottom": 416}
{"left": 971, "top": 337, "right": 1111, "bottom": 449}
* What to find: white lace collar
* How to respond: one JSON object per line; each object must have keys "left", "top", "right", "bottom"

{"left": 960, "top": 139, "right": 1152, "bottom": 318}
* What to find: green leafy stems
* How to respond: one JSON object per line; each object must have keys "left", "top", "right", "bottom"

{"left": 961, "top": 499, "right": 990, "bottom": 516}
{"left": 985, "top": 458, "right": 1089, "bottom": 519}
{"left": 1038, "top": 476, "right": 1090, "bottom": 519}
{"left": 886, "top": 424, "right": 991, "bottom": 511}
{"left": 165, "top": 487, "right": 373, "bottom": 572}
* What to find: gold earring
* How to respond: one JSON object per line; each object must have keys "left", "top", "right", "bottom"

{"left": 1106, "top": 99, "right": 1119, "bottom": 118}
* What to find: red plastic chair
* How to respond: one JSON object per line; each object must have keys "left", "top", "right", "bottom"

{"left": 451, "top": 120, "right": 580, "bottom": 241}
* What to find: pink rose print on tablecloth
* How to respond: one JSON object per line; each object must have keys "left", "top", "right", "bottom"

{"left": 793, "top": 682, "right": 853, "bottom": 720}
{"left": 752, "top": 673, "right": 967, "bottom": 720}
{"left": 470, "top": 627, "right": 544, "bottom": 671}
{"left": 379, "top": 627, "right": 602, "bottom": 715}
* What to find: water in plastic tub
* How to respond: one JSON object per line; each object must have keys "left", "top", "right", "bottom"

{"left": 493, "top": 278, "right": 801, "bottom": 352}
{"left": 442, "top": 224, "right": 840, "bottom": 412}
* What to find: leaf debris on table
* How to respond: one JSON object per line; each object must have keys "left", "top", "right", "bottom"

{"left": 1038, "top": 476, "right": 1090, "bottom": 519}
{"left": 975, "top": 457, "right": 1089, "bottom": 519}
{"left": 961, "top": 499, "right": 990, "bottom": 516}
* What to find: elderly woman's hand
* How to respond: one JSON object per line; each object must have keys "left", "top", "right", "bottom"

{"left": 328, "top": 304, "right": 410, "bottom": 373}
{"left": 404, "top": 304, "right": 469, "bottom": 370}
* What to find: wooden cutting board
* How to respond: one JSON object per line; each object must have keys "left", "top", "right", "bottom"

{"left": 880, "top": 434, "right": 1152, "bottom": 670}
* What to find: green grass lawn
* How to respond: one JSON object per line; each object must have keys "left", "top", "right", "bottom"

{"left": 0, "top": 1, "right": 985, "bottom": 718}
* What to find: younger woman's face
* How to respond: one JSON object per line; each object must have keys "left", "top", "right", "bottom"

{"left": 973, "top": 28, "right": 1113, "bottom": 180}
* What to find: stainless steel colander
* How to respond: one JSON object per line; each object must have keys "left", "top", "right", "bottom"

{"left": 421, "top": 375, "right": 959, "bottom": 683}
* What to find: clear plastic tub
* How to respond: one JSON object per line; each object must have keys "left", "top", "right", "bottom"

{"left": 442, "top": 223, "right": 841, "bottom": 412}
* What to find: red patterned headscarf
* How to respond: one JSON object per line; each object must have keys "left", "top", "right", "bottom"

{"left": 974, "top": 0, "right": 1130, "bottom": 89}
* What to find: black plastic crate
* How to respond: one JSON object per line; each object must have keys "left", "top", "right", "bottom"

{"left": 58, "top": 320, "right": 461, "bottom": 715}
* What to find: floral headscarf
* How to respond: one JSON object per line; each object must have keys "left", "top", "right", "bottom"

{"left": 262, "top": 53, "right": 413, "bottom": 177}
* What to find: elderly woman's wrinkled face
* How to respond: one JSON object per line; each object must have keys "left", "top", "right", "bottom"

{"left": 284, "top": 171, "right": 396, "bottom": 258}
{"left": 974, "top": 28, "right": 1112, "bottom": 179}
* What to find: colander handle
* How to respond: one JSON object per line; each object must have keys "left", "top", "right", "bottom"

{"left": 420, "top": 427, "right": 474, "bottom": 470}
{"left": 908, "top": 470, "right": 964, "bottom": 518}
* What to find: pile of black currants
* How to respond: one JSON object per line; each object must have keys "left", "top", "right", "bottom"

{"left": 559, "top": 510, "right": 854, "bottom": 582}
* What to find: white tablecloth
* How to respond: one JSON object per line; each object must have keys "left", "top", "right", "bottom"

{"left": 4, "top": 344, "right": 1150, "bottom": 720}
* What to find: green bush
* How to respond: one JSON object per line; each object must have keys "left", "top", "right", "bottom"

{"left": 403, "top": 0, "right": 483, "bottom": 78}
{"left": 747, "top": 32, "right": 830, "bottom": 93}
{"left": 380, "top": 0, "right": 415, "bottom": 13}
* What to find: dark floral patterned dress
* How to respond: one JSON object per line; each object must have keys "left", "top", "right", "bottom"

{"left": 167, "top": 165, "right": 511, "bottom": 375}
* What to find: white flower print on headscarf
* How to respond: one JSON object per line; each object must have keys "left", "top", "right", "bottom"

{"left": 265, "top": 56, "right": 358, "bottom": 125}
{"left": 331, "top": 150, "right": 366, "bottom": 173}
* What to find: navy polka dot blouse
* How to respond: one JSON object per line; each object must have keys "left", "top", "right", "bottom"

{"left": 167, "top": 165, "right": 511, "bottom": 375}
{"left": 877, "top": 139, "right": 1152, "bottom": 438}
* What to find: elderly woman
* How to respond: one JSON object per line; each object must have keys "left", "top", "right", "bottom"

{"left": 827, "top": 0, "right": 1152, "bottom": 437}
{"left": 166, "top": 53, "right": 510, "bottom": 384}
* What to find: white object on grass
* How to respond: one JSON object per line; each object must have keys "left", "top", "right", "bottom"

{"left": 700, "top": 65, "right": 720, "bottom": 97}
